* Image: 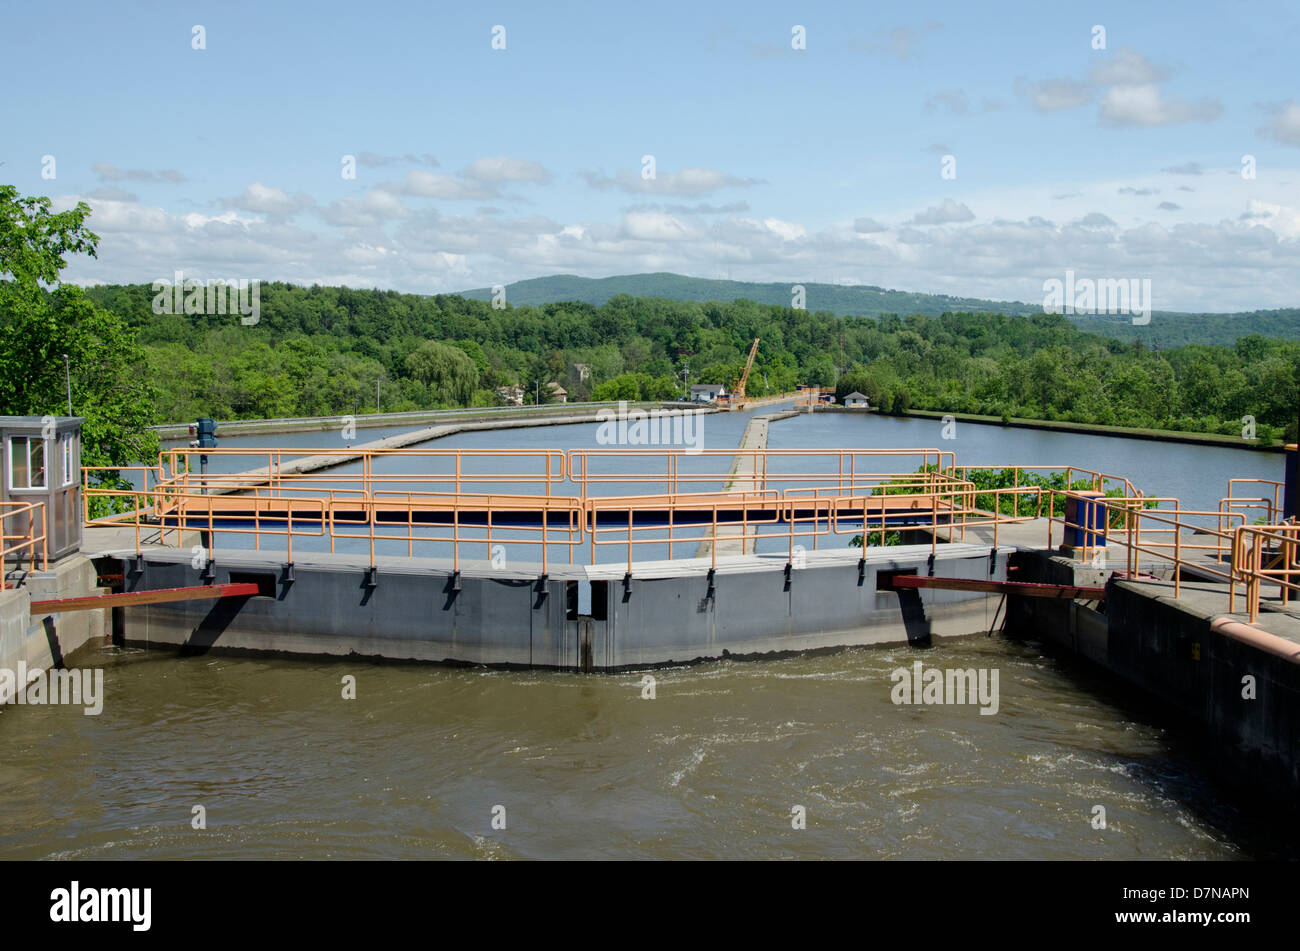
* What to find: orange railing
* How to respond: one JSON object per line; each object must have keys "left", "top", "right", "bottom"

{"left": 80, "top": 447, "right": 1300, "bottom": 617}
{"left": 1234, "top": 523, "right": 1300, "bottom": 621}
{"left": 1221, "top": 478, "right": 1285, "bottom": 528}
{"left": 329, "top": 490, "right": 584, "bottom": 574}
{"left": 1, "top": 501, "right": 48, "bottom": 589}
{"left": 568, "top": 448, "right": 957, "bottom": 500}
{"left": 155, "top": 446, "right": 569, "bottom": 499}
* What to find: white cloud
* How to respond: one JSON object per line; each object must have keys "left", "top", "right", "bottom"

{"left": 1259, "top": 100, "right": 1300, "bottom": 147}
{"left": 582, "top": 166, "right": 764, "bottom": 197}
{"left": 49, "top": 172, "right": 1300, "bottom": 313}
{"left": 854, "top": 217, "right": 888, "bottom": 233}
{"left": 463, "top": 156, "right": 549, "bottom": 184}
{"left": 390, "top": 169, "right": 499, "bottom": 201}
{"left": 357, "top": 152, "right": 439, "bottom": 168}
{"left": 1017, "top": 47, "right": 1222, "bottom": 127}
{"left": 1098, "top": 84, "right": 1221, "bottom": 127}
{"left": 221, "top": 182, "right": 315, "bottom": 217}
{"left": 622, "top": 210, "right": 694, "bottom": 242}
{"left": 1016, "top": 77, "right": 1093, "bottom": 113}
{"left": 910, "top": 199, "right": 975, "bottom": 225}
{"left": 1087, "top": 48, "right": 1166, "bottom": 86}
{"left": 319, "top": 189, "right": 411, "bottom": 227}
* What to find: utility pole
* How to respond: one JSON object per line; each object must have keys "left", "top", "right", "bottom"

{"left": 376, "top": 377, "right": 380, "bottom": 414}
{"left": 62, "top": 354, "right": 71, "bottom": 415}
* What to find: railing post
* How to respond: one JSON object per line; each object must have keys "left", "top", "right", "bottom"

{"left": 1174, "top": 518, "right": 1181, "bottom": 597}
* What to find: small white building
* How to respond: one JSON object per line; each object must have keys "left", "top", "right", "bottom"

{"left": 547, "top": 382, "right": 568, "bottom": 404}
{"left": 690, "top": 384, "right": 726, "bottom": 403}
{"left": 496, "top": 385, "right": 524, "bottom": 406}
{"left": 843, "top": 391, "right": 870, "bottom": 409}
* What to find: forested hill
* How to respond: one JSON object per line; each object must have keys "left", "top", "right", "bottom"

{"left": 458, "top": 272, "right": 1300, "bottom": 347}
{"left": 82, "top": 282, "right": 1299, "bottom": 444}
{"left": 460, "top": 273, "right": 1041, "bottom": 320}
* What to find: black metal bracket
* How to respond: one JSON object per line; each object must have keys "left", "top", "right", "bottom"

{"left": 364, "top": 566, "right": 378, "bottom": 588}
{"left": 989, "top": 548, "right": 998, "bottom": 573}
{"left": 451, "top": 570, "right": 462, "bottom": 592}
{"left": 783, "top": 562, "right": 793, "bottom": 591}
{"left": 858, "top": 559, "right": 867, "bottom": 585}
{"left": 927, "top": 553, "right": 935, "bottom": 577}
{"left": 201, "top": 560, "right": 216, "bottom": 584}
{"left": 535, "top": 574, "right": 549, "bottom": 598}
{"left": 132, "top": 553, "right": 144, "bottom": 576}
{"left": 282, "top": 562, "right": 295, "bottom": 584}
{"left": 706, "top": 567, "right": 716, "bottom": 601}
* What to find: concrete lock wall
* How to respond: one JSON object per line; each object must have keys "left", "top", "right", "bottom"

{"left": 115, "top": 545, "right": 1006, "bottom": 671}
{"left": 1006, "top": 549, "right": 1300, "bottom": 799}
{"left": 1104, "top": 582, "right": 1300, "bottom": 796}
{"left": 0, "top": 554, "right": 107, "bottom": 707}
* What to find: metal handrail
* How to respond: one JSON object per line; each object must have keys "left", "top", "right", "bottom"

{"left": 0, "top": 501, "right": 48, "bottom": 589}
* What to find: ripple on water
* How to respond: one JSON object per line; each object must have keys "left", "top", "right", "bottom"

{"left": 0, "top": 641, "right": 1285, "bottom": 859}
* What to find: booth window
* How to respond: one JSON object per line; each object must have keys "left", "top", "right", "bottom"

{"left": 61, "top": 433, "right": 74, "bottom": 486}
{"left": 8, "top": 436, "right": 47, "bottom": 490}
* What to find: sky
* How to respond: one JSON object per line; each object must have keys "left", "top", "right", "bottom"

{"left": 5, "top": 0, "right": 1300, "bottom": 312}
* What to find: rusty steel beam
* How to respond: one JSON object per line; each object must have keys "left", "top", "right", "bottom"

{"left": 30, "top": 582, "right": 262, "bottom": 614}
{"left": 891, "top": 575, "right": 1106, "bottom": 600}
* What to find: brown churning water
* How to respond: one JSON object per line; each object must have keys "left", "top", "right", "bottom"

{"left": 0, "top": 635, "right": 1287, "bottom": 860}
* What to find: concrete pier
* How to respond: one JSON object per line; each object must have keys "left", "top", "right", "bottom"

{"left": 100, "top": 542, "right": 1006, "bottom": 672}
{"left": 697, "top": 409, "right": 799, "bottom": 558}
{"left": 207, "top": 404, "right": 718, "bottom": 486}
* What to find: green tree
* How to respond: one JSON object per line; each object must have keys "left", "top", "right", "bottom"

{"left": 403, "top": 339, "right": 479, "bottom": 405}
{"left": 0, "top": 186, "right": 159, "bottom": 489}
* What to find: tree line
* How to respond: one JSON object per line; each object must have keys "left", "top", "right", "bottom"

{"left": 81, "top": 281, "right": 1299, "bottom": 444}
{"left": 3, "top": 187, "right": 1297, "bottom": 489}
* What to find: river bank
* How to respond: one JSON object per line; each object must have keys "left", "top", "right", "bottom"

{"left": 816, "top": 406, "right": 1285, "bottom": 453}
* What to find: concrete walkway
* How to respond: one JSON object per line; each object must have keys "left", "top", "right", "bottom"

{"left": 697, "top": 410, "right": 799, "bottom": 558}
{"left": 201, "top": 408, "right": 709, "bottom": 492}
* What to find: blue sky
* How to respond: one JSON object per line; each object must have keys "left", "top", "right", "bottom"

{"left": 5, "top": 0, "right": 1300, "bottom": 310}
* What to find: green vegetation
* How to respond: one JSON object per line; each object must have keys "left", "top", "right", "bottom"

{"left": 0, "top": 186, "right": 159, "bottom": 506}
{"left": 74, "top": 280, "right": 1300, "bottom": 443}
{"left": 460, "top": 272, "right": 1042, "bottom": 320}
{"left": 459, "top": 272, "right": 1300, "bottom": 347}
{"left": 1, "top": 189, "right": 1293, "bottom": 450}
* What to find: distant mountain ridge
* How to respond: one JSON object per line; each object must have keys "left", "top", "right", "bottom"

{"left": 458, "top": 272, "right": 1300, "bottom": 347}
{"left": 459, "top": 272, "right": 1041, "bottom": 318}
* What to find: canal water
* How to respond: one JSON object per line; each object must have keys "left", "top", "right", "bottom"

{"left": 4, "top": 411, "right": 1288, "bottom": 859}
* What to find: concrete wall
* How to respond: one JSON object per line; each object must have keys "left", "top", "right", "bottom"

{"left": 115, "top": 545, "right": 1006, "bottom": 671}
{"left": 0, "top": 555, "right": 107, "bottom": 706}
{"left": 1007, "top": 549, "right": 1300, "bottom": 800}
